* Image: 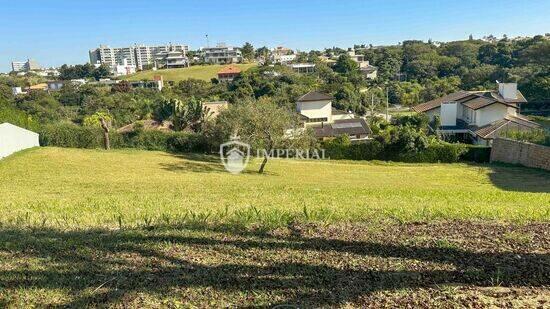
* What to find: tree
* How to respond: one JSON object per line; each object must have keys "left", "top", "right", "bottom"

{"left": 215, "top": 98, "right": 309, "bottom": 173}
{"left": 255, "top": 46, "right": 270, "bottom": 60}
{"left": 111, "top": 81, "right": 132, "bottom": 93}
{"left": 241, "top": 42, "right": 255, "bottom": 62}
{"left": 92, "top": 64, "right": 111, "bottom": 81}
{"left": 333, "top": 54, "right": 359, "bottom": 74}
{"left": 156, "top": 98, "right": 205, "bottom": 132}
{"left": 84, "top": 112, "right": 112, "bottom": 150}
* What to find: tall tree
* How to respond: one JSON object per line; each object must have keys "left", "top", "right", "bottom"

{"left": 241, "top": 42, "right": 255, "bottom": 62}
{"left": 215, "top": 98, "right": 311, "bottom": 173}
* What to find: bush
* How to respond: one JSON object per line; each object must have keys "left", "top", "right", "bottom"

{"left": 40, "top": 123, "right": 122, "bottom": 149}
{"left": 405, "top": 142, "right": 467, "bottom": 163}
{"left": 167, "top": 132, "right": 209, "bottom": 153}
{"left": 0, "top": 106, "right": 40, "bottom": 132}
{"left": 122, "top": 130, "right": 170, "bottom": 151}
{"left": 460, "top": 145, "right": 491, "bottom": 163}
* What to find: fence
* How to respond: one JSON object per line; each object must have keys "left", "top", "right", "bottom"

{"left": 490, "top": 138, "right": 550, "bottom": 171}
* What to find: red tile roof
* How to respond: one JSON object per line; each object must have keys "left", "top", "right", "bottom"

{"left": 217, "top": 65, "right": 242, "bottom": 75}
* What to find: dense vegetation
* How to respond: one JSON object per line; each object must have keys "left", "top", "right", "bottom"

{"left": 0, "top": 34, "right": 548, "bottom": 163}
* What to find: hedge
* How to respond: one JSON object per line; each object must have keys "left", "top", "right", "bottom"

{"left": 40, "top": 123, "right": 123, "bottom": 149}
{"left": 40, "top": 123, "right": 209, "bottom": 153}
{"left": 322, "top": 138, "right": 469, "bottom": 163}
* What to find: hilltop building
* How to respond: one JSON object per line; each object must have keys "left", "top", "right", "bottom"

{"left": 201, "top": 44, "right": 242, "bottom": 64}
{"left": 89, "top": 43, "right": 189, "bottom": 70}
{"left": 11, "top": 59, "right": 41, "bottom": 72}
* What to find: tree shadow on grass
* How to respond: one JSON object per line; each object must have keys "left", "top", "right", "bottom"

{"left": 0, "top": 225, "right": 548, "bottom": 307}
{"left": 483, "top": 163, "right": 550, "bottom": 193}
{"left": 159, "top": 152, "right": 278, "bottom": 175}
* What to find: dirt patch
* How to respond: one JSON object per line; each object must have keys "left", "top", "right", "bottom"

{"left": 0, "top": 221, "right": 548, "bottom": 307}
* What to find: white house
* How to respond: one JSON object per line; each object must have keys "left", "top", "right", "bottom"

{"left": 0, "top": 123, "right": 40, "bottom": 159}
{"left": 412, "top": 82, "right": 541, "bottom": 145}
{"left": 296, "top": 91, "right": 371, "bottom": 141}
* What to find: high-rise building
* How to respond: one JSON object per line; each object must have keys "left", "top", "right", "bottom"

{"left": 89, "top": 43, "right": 189, "bottom": 70}
{"left": 11, "top": 59, "right": 41, "bottom": 72}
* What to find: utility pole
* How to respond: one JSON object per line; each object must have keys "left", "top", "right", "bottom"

{"left": 386, "top": 87, "right": 389, "bottom": 121}
{"left": 205, "top": 34, "right": 210, "bottom": 48}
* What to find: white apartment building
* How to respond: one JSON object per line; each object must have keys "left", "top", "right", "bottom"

{"left": 11, "top": 59, "right": 41, "bottom": 72}
{"left": 89, "top": 43, "right": 189, "bottom": 70}
{"left": 202, "top": 44, "right": 242, "bottom": 64}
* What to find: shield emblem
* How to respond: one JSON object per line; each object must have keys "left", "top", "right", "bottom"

{"left": 220, "top": 138, "right": 251, "bottom": 174}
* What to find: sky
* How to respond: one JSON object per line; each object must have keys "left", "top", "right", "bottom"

{"left": 1, "top": 0, "right": 549, "bottom": 72}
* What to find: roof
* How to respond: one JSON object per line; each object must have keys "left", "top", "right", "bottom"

{"left": 461, "top": 96, "right": 497, "bottom": 110}
{"left": 217, "top": 65, "right": 241, "bottom": 75}
{"left": 297, "top": 91, "right": 333, "bottom": 102}
{"left": 471, "top": 115, "right": 541, "bottom": 139}
{"left": 310, "top": 118, "right": 372, "bottom": 138}
{"left": 412, "top": 91, "right": 472, "bottom": 113}
{"left": 0, "top": 123, "right": 39, "bottom": 135}
{"left": 412, "top": 89, "right": 527, "bottom": 113}
{"left": 28, "top": 83, "right": 48, "bottom": 90}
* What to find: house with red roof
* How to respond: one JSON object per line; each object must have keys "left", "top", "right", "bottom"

{"left": 217, "top": 65, "right": 242, "bottom": 82}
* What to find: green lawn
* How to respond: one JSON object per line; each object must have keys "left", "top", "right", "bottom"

{"left": 0, "top": 148, "right": 549, "bottom": 307}
{"left": 0, "top": 147, "right": 548, "bottom": 229}
{"left": 124, "top": 63, "right": 257, "bottom": 82}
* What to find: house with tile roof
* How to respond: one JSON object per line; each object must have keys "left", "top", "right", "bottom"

{"left": 412, "top": 82, "right": 541, "bottom": 145}
{"left": 296, "top": 91, "right": 371, "bottom": 141}
{"left": 217, "top": 65, "right": 242, "bottom": 82}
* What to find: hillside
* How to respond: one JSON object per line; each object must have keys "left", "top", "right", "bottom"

{"left": 124, "top": 63, "right": 257, "bottom": 82}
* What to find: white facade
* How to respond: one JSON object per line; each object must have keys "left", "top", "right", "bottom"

{"left": 440, "top": 102, "right": 458, "bottom": 126}
{"left": 297, "top": 100, "right": 332, "bottom": 122}
{"left": 0, "top": 123, "right": 40, "bottom": 159}
{"left": 475, "top": 103, "right": 509, "bottom": 127}
{"left": 90, "top": 44, "right": 189, "bottom": 70}
{"left": 202, "top": 45, "right": 242, "bottom": 64}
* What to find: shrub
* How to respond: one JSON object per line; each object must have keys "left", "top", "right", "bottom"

{"left": 167, "top": 132, "right": 209, "bottom": 153}
{"left": 40, "top": 123, "right": 123, "bottom": 149}
{"left": 122, "top": 130, "right": 170, "bottom": 151}
{"left": 0, "top": 106, "right": 40, "bottom": 132}
{"left": 502, "top": 129, "right": 550, "bottom": 146}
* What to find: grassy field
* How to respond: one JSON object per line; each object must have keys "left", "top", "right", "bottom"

{"left": 0, "top": 147, "right": 548, "bottom": 306}
{"left": 0, "top": 147, "right": 548, "bottom": 229}
{"left": 124, "top": 63, "right": 256, "bottom": 82}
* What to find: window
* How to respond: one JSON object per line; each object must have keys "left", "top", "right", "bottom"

{"left": 306, "top": 117, "right": 328, "bottom": 123}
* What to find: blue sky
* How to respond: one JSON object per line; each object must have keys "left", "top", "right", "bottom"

{"left": 1, "top": 0, "right": 549, "bottom": 72}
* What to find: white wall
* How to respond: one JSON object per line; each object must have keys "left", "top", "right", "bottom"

{"left": 0, "top": 123, "right": 40, "bottom": 159}
{"left": 297, "top": 100, "right": 332, "bottom": 121}
{"left": 476, "top": 103, "right": 508, "bottom": 127}
{"left": 440, "top": 102, "right": 457, "bottom": 126}
{"left": 425, "top": 107, "right": 440, "bottom": 122}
